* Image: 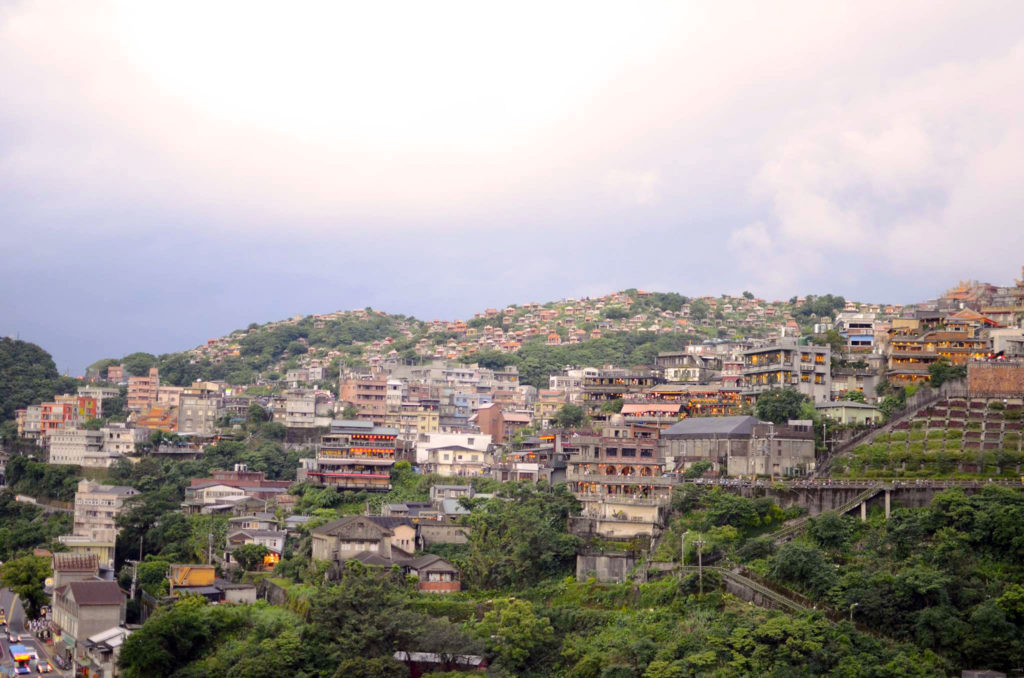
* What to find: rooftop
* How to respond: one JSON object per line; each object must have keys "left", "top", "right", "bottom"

{"left": 662, "top": 415, "right": 760, "bottom": 438}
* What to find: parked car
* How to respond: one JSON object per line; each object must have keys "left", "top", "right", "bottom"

{"left": 35, "top": 661, "right": 53, "bottom": 673}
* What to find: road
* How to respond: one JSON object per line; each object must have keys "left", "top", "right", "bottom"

{"left": 0, "top": 588, "right": 70, "bottom": 677}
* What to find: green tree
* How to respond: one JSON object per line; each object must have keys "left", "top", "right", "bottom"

{"left": 754, "top": 388, "right": 808, "bottom": 424}
{"left": 342, "top": 404, "right": 360, "bottom": 420}
{"left": 682, "top": 460, "right": 713, "bottom": 479}
{"left": 929, "top": 358, "right": 967, "bottom": 388}
{"left": 233, "top": 543, "right": 271, "bottom": 571}
{"left": 121, "top": 352, "right": 158, "bottom": 377}
{"left": 460, "top": 484, "right": 580, "bottom": 589}
{"left": 0, "top": 338, "right": 79, "bottom": 422}
{"left": 554, "top": 404, "right": 586, "bottom": 428}
{"left": 0, "top": 555, "right": 51, "bottom": 618}
{"left": 474, "top": 599, "right": 554, "bottom": 675}
{"left": 247, "top": 403, "right": 270, "bottom": 424}
{"left": 600, "top": 398, "right": 624, "bottom": 414}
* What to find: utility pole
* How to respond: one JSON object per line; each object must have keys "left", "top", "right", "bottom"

{"left": 695, "top": 538, "right": 706, "bottom": 595}
{"left": 679, "top": 531, "right": 686, "bottom": 580}
{"left": 129, "top": 560, "right": 138, "bottom": 602}
{"left": 208, "top": 530, "right": 213, "bottom": 565}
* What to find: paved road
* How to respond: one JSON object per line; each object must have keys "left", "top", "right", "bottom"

{"left": 1, "top": 588, "right": 70, "bottom": 677}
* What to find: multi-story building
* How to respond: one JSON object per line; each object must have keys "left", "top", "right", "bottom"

{"left": 100, "top": 423, "right": 146, "bottom": 456}
{"left": 566, "top": 421, "right": 669, "bottom": 539}
{"left": 549, "top": 367, "right": 597, "bottom": 404}
{"left": 297, "top": 420, "right": 398, "bottom": 491}
{"left": 59, "top": 480, "right": 138, "bottom": 567}
{"left": 76, "top": 386, "right": 121, "bottom": 414}
{"left": 533, "top": 389, "right": 567, "bottom": 428}
{"left": 656, "top": 352, "right": 718, "bottom": 383}
{"left": 421, "top": 444, "right": 492, "bottom": 477}
{"left": 470, "top": 403, "right": 532, "bottom": 443}
{"left": 106, "top": 365, "right": 124, "bottom": 383}
{"left": 127, "top": 368, "right": 160, "bottom": 411}
{"left": 835, "top": 312, "right": 878, "bottom": 351}
{"left": 886, "top": 326, "right": 990, "bottom": 386}
{"left": 339, "top": 373, "right": 388, "bottom": 425}
{"left": 660, "top": 415, "right": 815, "bottom": 477}
{"left": 742, "top": 340, "right": 831, "bottom": 403}
{"left": 48, "top": 429, "right": 118, "bottom": 467}
{"left": 178, "top": 389, "right": 222, "bottom": 435}
{"left": 582, "top": 369, "right": 664, "bottom": 406}
{"left": 52, "top": 580, "right": 125, "bottom": 664}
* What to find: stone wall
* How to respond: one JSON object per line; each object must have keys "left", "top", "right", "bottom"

{"left": 969, "top": 363, "right": 1024, "bottom": 396}
{"left": 419, "top": 522, "right": 471, "bottom": 546}
{"left": 576, "top": 553, "right": 638, "bottom": 583}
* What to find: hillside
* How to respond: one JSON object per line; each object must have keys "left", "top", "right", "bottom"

{"left": 0, "top": 338, "right": 80, "bottom": 424}
{"left": 85, "top": 289, "right": 871, "bottom": 389}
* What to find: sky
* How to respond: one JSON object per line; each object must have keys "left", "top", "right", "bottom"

{"left": 2, "top": 1, "right": 1024, "bottom": 375}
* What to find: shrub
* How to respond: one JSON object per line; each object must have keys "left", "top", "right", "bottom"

{"left": 1005, "top": 410, "right": 1023, "bottom": 421}
{"left": 909, "top": 431, "right": 926, "bottom": 441}
{"left": 907, "top": 442, "right": 924, "bottom": 455}
{"left": 925, "top": 440, "right": 945, "bottom": 452}
{"left": 927, "top": 429, "right": 946, "bottom": 439}
{"left": 946, "top": 430, "right": 964, "bottom": 440}
{"left": 988, "top": 401, "right": 1006, "bottom": 411}
{"left": 890, "top": 431, "right": 907, "bottom": 441}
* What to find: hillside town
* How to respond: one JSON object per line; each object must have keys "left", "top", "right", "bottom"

{"left": 2, "top": 270, "right": 1024, "bottom": 678}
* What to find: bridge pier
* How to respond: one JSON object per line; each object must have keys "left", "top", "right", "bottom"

{"left": 885, "top": 490, "right": 891, "bottom": 519}
{"left": 860, "top": 502, "right": 866, "bottom": 522}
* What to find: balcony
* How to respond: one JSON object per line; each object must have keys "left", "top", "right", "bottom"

{"left": 573, "top": 491, "right": 666, "bottom": 506}
{"left": 567, "top": 471, "right": 675, "bottom": 486}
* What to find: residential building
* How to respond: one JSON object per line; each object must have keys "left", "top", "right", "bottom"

{"left": 311, "top": 515, "right": 417, "bottom": 562}
{"left": 178, "top": 389, "right": 222, "bottom": 435}
{"left": 533, "top": 389, "right": 567, "bottom": 428}
{"left": 660, "top": 415, "right": 815, "bottom": 477}
{"left": 100, "top": 423, "right": 147, "bottom": 456}
{"left": 835, "top": 312, "right": 878, "bottom": 351}
{"left": 886, "top": 326, "right": 989, "bottom": 385}
{"left": 656, "top": 352, "right": 718, "bottom": 383}
{"left": 339, "top": 373, "right": 388, "bottom": 425}
{"left": 566, "top": 421, "right": 669, "bottom": 539}
{"left": 421, "top": 445, "right": 491, "bottom": 477}
{"left": 405, "top": 554, "right": 462, "bottom": 593}
{"left": 80, "top": 626, "right": 132, "bottom": 678}
{"left": 51, "top": 580, "right": 126, "bottom": 663}
{"left": 51, "top": 553, "right": 101, "bottom": 589}
{"left": 297, "top": 420, "right": 398, "bottom": 491}
{"left": 59, "top": 480, "right": 138, "bottom": 567}
{"left": 127, "top": 368, "right": 160, "bottom": 411}
{"left": 471, "top": 403, "right": 532, "bottom": 443}
{"left": 49, "top": 429, "right": 119, "bottom": 468}
{"left": 106, "top": 365, "right": 124, "bottom": 383}
{"left": 742, "top": 340, "right": 832, "bottom": 403}
{"left": 815, "top": 401, "right": 883, "bottom": 425}
{"left": 225, "top": 529, "right": 286, "bottom": 569}
{"left": 77, "top": 386, "right": 121, "bottom": 415}
{"left": 582, "top": 369, "right": 664, "bottom": 406}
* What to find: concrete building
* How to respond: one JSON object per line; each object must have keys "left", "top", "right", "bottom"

{"left": 48, "top": 429, "right": 111, "bottom": 467}
{"left": 51, "top": 580, "right": 126, "bottom": 663}
{"left": 566, "top": 421, "right": 669, "bottom": 539}
{"left": 421, "top": 445, "right": 491, "bottom": 477}
{"left": 60, "top": 480, "right": 138, "bottom": 567}
{"left": 80, "top": 626, "right": 132, "bottom": 678}
{"left": 100, "top": 423, "right": 147, "bottom": 456}
{"left": 815, "top": 401, "right": 883, "bottom": 425}
{"left": 297, "top": 420, "right": 398, "bottom": 491}
{"left": 339, "top": 373, "right": 388, "bottom": 425}
{"left": 127, "top": 368, "right": 159, "bottom": 412}
{"left": 660, "top": 415, "right": 815, "bottom": 477}
{"left": 311, "top": 516, "right": 417, "bottom": 562}
{"left": 51, "top": 553, "right": 101, "bottom": 589}
{"left": 77, "top": 386, "right": 121, "bottom": 415}
{"left": 178, "top": 390, "right": 222, "bottom": 435}
{"left": 742, "top": 340, "right": 832, "bottom": 403}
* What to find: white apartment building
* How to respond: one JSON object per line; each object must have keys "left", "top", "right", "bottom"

{"left": 49, "top": 429, "right": 117, "bottom": 467}
{"left": 60, "top": 480, "right": 138, "bottom": 567}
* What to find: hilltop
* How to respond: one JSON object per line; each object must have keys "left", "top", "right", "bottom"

{"left": 85, "top": 289, "right": 886, "bottom": 389}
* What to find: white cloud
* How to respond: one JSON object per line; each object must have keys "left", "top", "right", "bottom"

{"left": 603, "top": 170, "right": 661, "bottom": 205}
{"left": 729, "top": 39, "right": 1024, "bottom": 295}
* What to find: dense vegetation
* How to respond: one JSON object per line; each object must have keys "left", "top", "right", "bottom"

{"left": 741, "top": 486, "right": 1024, "bottom": 673}
{"left": 0, "top": 338, "right": 79, "bottom": 423}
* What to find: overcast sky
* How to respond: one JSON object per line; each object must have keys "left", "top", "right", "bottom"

{"left": 2, "top": 1, "right": 1024, "bottom": 375}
